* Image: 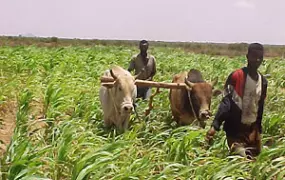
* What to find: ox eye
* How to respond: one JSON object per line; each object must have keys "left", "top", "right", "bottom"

{"left": 118, "top": 87, "right": 122, "bottom": 91}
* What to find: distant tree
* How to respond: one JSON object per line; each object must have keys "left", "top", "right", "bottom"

{"left": 228, "top": 43, "right": 247, "bottom": 51}
{"left": 50, "top": 36, "right": 58, "bottom": 43}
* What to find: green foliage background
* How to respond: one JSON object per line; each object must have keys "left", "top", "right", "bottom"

{"left": 0, "top": 45, "right": 285, "bottom": 179}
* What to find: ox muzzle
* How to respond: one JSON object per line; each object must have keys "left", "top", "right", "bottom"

{"left": 199, "top": 109, "right": 212, "bottom": 120}
{"left": 120, "top": 102, "right": 134, "bottom": 114}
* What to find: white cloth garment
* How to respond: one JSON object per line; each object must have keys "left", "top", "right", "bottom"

{"left": 241, "top": 73, "right": 262, "bottom": 125}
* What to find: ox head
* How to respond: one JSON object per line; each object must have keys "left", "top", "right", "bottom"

{"left": 185, "top": 77, "right": 222, "bottom": 127}
{"left": 103, "top": 69, "right": 137, "bottom": 116}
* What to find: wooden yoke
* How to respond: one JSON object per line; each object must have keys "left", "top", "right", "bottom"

{"left": 100, "top": 76, "right": 187, "bottom": 89}
{"left": 100, "top": 76, "right": 188, "bottom": 117}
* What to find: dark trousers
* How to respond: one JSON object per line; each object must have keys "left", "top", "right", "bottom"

{"left": 137, "top": 87, "right": 151, "bottom": 100}
{"left": 227, "top": 122, "right": 261, "bottom": 157}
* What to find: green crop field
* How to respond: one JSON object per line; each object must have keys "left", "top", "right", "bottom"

{"left": 0, "top": 45, "right": 285, "bottom": 179}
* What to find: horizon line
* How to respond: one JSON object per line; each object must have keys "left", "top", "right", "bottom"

{"left": 1, "top": 34, "right": 284, "bottom": 46}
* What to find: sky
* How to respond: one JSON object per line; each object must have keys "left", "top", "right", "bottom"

{"left": 0, "top": 0, "right": 284, "bottom": 45}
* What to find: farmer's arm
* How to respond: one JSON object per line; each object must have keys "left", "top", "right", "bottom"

{"left": 128, "top": 56, "right": 135, "bottom": 72}
{"left": 206, "top": 73, "right": 235, "bottom": 141}
{"left": 146, "top": 57, "right": 156, "bottom": 81}
{"left": 256, "top": 77, "right": 268, "bottom": 133}
{"left": 212, "top": 93, "right": 231, "bottom": 131}
{"left": 211, "top": 73, "right": 235, "bottom": 131}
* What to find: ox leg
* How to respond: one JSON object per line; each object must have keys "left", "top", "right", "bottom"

{"left": 179, "top": 113, "right": 193, "bottom": 126}
{"left": 104, "top": 116, "right": 112, "bottom": 128}
{"left": 171, "top": 110, "right": 182, "bottom": 126}
{"left": 173, "top": 113, "right": 191, "bottom": 126}
{"left": 122, "top": 119, "right": 129, "bottom": 131}
{"left": 174, "top": 118, "right": 181, "bottom": 126}
{"left": 117, "top": 123, "right": 125, "bottom": 133}
{"left": 113, "top": 118, "right": 124, "bottom": 132}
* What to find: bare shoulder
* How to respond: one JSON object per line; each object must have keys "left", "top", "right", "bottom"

{"left": 131, "top": 54, "right": 139, "bottom": 60}
{"left": 148, "top": 55, "right": 156, "bottom": 64}
{"left": 149, "top": 55, "right": 156, "bottom": 60}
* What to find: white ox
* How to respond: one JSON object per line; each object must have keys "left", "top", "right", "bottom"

{"left": 99, "top": 65, "right": 137, "bottom": 131}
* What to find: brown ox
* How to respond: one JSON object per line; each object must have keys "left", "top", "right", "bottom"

{"left": 169, "top": 69, "right": 221, "bottom": 128}
{"left": 99, "top": 66, "right": 137, "bottom": 131}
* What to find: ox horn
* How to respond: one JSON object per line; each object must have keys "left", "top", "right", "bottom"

{"left": 110, "top": 69, "right": 118, "bottom": 80}
{"left": 185, "top": 77, "right": 195, "bottom": 88}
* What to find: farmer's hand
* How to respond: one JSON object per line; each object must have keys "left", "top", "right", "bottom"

{"left": 206, "top": 126, "right": 216, "bottom": 143}
{"left": 146, "top": 77, "right": 153, "bottom": 81}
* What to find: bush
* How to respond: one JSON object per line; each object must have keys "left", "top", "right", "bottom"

{"left": 50, "top": 36, "right": 58, "bottom": 43}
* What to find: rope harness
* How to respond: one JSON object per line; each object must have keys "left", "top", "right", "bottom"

{"left": 187, "top": 89, "right": 207, "bottom": 127}
{"left": 133, "top": 102, "right": 141, "bottom": 120}
{"left": 187, "top": 90, "right": 198, "bottom": 120}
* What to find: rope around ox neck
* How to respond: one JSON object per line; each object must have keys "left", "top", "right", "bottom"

{"left": 187, "top": 90, "right": 199, "bottom": 122}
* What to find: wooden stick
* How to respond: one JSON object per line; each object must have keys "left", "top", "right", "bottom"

{"left": 100, "top": 76, "right": 187, "bottom": 89}
{"left": 145, "top": 88, "right": 160, "bottom": 116}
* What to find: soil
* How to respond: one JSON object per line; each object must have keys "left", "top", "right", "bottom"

{"left": 0, "top": 101, "right": 17, "bottom": 157}
{"left": 0, "top": 99, "right": 48, "bottom": 157}
{"left": 28, "top": 100, "right": 48, "bottom": 137}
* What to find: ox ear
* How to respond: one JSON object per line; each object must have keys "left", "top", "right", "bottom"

{"left": 110, "top": 69, "right": 117, "bottom": 80}
{"left": 210, "top": 77, "right": 218, "bottom": 87}
{"left": 102, "top": 82, "right": 114, "bottom": 89}
{"left": 212, "top": 89, "right": 222, "bottom": 97}
{"left": 185, "top": 78, "right": 195, "bottom": 90}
